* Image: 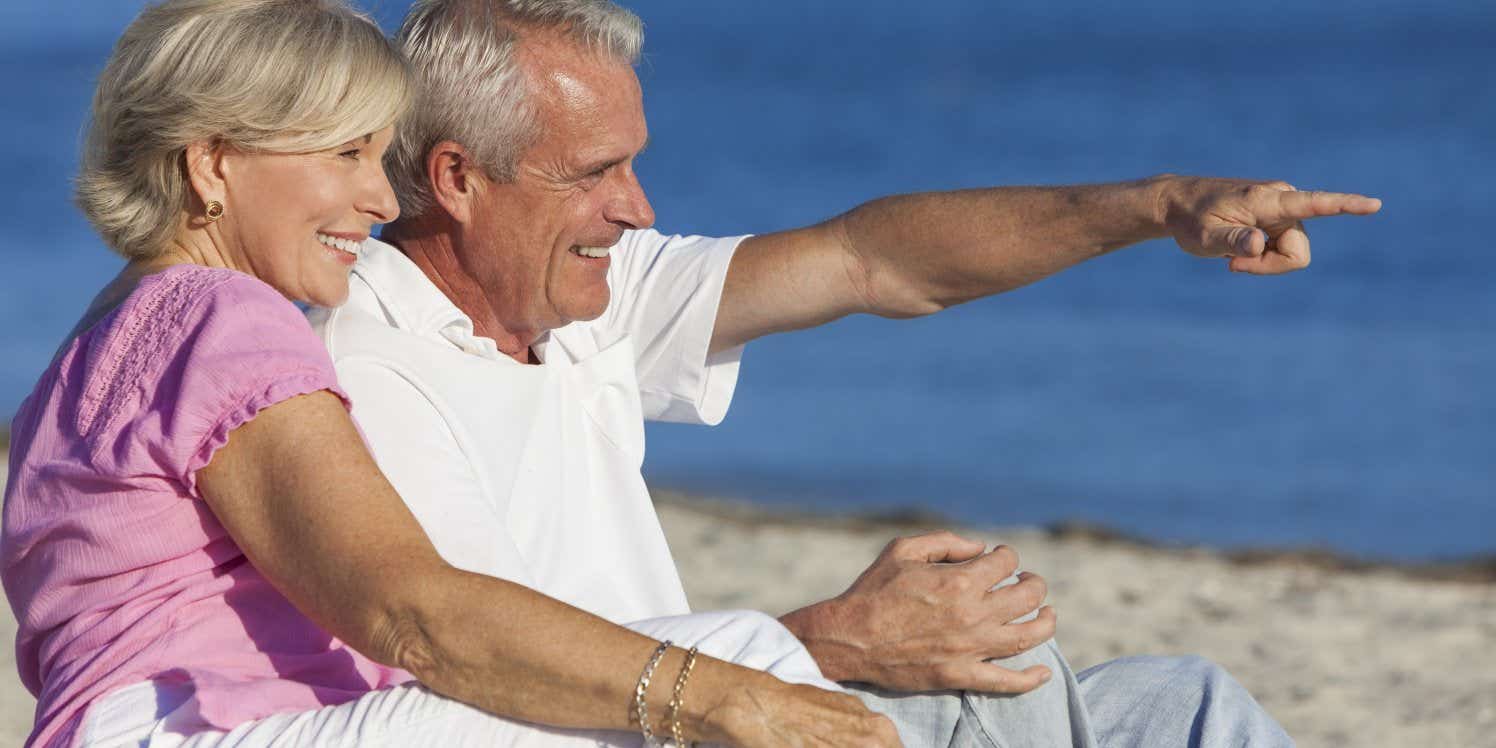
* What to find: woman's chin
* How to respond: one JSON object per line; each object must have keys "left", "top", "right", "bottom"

{"left": 277, "top": 273, "right": 350, "bottom": 309}
{"left": 308, "top": 257, "right": 355, "bottom": 308}
{"left": 310, "top": 281, "right": 351, "bottom": 309}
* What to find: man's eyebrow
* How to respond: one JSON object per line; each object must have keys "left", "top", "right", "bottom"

{"left": 577, "top": 138, "right": 651, "bottom": 176}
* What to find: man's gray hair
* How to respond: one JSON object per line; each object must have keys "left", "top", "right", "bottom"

{"left": 389, "top": 0, "right": 643, "bottom": 217}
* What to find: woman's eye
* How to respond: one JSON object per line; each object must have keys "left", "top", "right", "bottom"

{"left": 339, "top": 148, "right": 361, "bottom": 160}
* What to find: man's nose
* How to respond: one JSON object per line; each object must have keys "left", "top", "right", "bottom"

{"left": 606, "top": 165, "right": 654, "bottom": 231}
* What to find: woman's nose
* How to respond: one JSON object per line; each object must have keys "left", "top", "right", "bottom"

{"left": 362, "top": 166, "right": 401, "bottom": 225}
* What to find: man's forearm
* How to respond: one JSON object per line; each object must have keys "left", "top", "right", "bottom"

{"left": 837, "top": 176, "right": 1171, "bottom": 318}
{"left": 779, "top": 600, "right": 860, "bottom": 683}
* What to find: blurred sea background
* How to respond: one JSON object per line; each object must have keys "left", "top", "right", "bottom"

{"left": 0, "top": 0, "right": 1490, "bottom": 562}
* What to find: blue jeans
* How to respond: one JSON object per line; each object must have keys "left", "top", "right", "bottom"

{"left": 847, "top": 642, "right": 1293, "bottom": 747}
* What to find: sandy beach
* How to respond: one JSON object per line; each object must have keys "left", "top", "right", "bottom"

{"left": 2, "top": 465, "right": 1493, "bottom": 747}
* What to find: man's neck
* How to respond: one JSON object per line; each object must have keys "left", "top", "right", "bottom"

{"left": 384, "top": 217, "right": 543, "bottom": 365}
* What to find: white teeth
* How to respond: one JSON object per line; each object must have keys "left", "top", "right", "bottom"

{"left": 316, "top": 233, "right": 361, "bottom": 256}
{"left": 571, "top": 246, "right": 610, "bottom": 259}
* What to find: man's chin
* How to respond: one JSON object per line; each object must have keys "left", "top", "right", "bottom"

{"left": 565, "top": 292, "right": 611, "bottom": 324}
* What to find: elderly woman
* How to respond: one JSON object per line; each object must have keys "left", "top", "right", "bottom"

{"left": 0, "top": 1, "right": 898, "bottom": 746}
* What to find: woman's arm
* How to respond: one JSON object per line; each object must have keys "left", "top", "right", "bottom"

{"left": 197, "top": 390, "right": 897, "bottom": 746}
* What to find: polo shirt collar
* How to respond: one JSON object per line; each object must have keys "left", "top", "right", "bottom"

{"left": 352, "top": 237, "right": 554, "bottom": 363}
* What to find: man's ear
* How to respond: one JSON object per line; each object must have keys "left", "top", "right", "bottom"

{"left": 184, "top": 139, "right": 228, "bottom": 222}
{"left": 428, "top": 141, "right": 488, "bottom": 225}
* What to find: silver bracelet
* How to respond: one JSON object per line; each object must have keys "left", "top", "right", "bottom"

{"left": 634, "top": 640, "right": 673, "bottom": 744}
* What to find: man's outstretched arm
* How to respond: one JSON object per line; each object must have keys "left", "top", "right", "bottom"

{"left": 728, "top": 176, "right": 1379, "bottom": 693}
{"left": 710, "top": 175, "right": 1382, "bottom": 353}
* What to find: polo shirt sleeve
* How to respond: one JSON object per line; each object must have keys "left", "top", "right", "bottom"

{"left": 335, "top": 358, "right": 537, "bottom": 587}
{"left": 597, "top": 228, "right": 748, "bottom": 425}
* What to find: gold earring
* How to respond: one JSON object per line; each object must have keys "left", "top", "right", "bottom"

{"left": 205, "top": 200, "right": 224, "bottom": 222}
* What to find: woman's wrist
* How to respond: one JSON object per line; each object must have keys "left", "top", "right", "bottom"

{"left": 666, "top": 646, "right": 700, "bottom": 746}
{"left": 667, "top": 657, "right": 783, "bottom": 745}
{"left": 633, "top": 640, "right": 673, "bottom": 743}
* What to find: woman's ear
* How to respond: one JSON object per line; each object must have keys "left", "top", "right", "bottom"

{"left": 183, "top": 139, "right": 228, "bottom": 215}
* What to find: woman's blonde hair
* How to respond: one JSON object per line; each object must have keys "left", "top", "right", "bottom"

{"left": 76, "top": 0, "right": 413, "bottom": 260}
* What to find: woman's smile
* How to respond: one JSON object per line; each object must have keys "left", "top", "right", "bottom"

{"left": 316, "top": 232, "right": 365, "bottom": 265}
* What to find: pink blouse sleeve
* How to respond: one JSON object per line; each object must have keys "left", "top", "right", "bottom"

{"left": 81, "top": 269, "right": 351, "bottom": 496}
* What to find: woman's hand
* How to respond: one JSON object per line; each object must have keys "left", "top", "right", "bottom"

{"left": 697, "top": 671, "right": 902, "bottom": 747}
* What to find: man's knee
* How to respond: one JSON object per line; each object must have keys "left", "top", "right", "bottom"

{"left": 1169, "top": 654, "right": 1232, "bottom": 687}
{"left": 1159, "top": 655, "right": 1260, "bottom": 709}
{"left": 1076, "top": 655, "right": 1292, "bottom": 747}
{"left": 1079, "top": 654, "right": 1233, "bottom": 694}
{"left": 1077, "top": 654, "right": 1268, "bottom": 724}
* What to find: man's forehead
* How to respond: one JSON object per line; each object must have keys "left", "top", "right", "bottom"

{"left": 518, "top": 38, "right": 645, "bottom": 159}
{"left": 543, "top": 68, "right": 609, "bottom": 119}
{"left": 551, "top": 70, "right": 591, "bottom": 102}
{"left": 521, "top": 36, "right": 639, "bottom": 108}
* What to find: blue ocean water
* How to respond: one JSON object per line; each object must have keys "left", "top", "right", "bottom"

{"left": 0, "top": 1, "right": 1491, "bottom": 560}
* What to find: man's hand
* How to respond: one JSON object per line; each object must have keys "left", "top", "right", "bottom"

{"left": 1160, "top": 177, "right": 1382, "bottom": 275}
{"left": 779, "top": 531, "right": 1056, "bottom": 694}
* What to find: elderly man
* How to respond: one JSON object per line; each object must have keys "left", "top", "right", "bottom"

{"left": 311, "top": 0, "right": 1376, "bottom": 744}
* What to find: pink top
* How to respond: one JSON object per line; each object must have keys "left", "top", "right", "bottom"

{"left": 2, "top": 265, "right": 410, "bottom": 748}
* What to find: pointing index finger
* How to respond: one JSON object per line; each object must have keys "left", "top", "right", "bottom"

{"left": 1274, "top": 189, "right": 1382, "bottom": 220}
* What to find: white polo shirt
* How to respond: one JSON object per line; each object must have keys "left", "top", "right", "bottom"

{"left": 307, "top": 230, "right": 747, "bottom": 623}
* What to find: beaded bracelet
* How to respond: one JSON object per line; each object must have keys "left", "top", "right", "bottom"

{"left": 634, "top": 640, "right": 673, "bottom": 744}
{"left": 666, "top": 646, "right": 700, "bottom": 747}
